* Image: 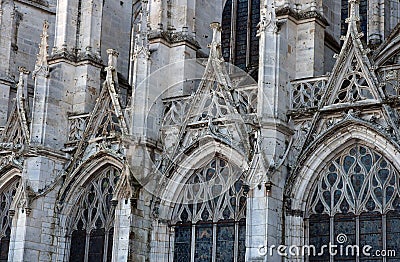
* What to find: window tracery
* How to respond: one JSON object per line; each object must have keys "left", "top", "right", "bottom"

{"left": 69, "top": 166, "right": 120, "bottom": 262}
{"left": 0, "top": 178, "right": 19, "bottom": 262}
{"left": 172, "top": 158, "right": 247, "bottom": 262}
{"left": 306, "top": 145, "right": 400, "bottom": 261}
{"left": 333, "top": 54, "right": 374, "bottom": 104}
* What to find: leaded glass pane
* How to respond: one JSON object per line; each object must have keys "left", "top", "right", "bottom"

{"left": 107, "top": 228, "right": 114, "bottom": 262}
{"left": 306, "top": 145, "right": 400, "bottom": 262}
{"left": 334, "top": 214, "right": 356, "bottom": 261}
{"left": 88, "top": 229, "right": 105, "bottom": 262}
{"left": 70, "top": 230, "right": 86, "bottom": 261}
{"left": 360, "top": 214, "right": 382, "bottom": 261}
{"left": 387, "top": 212, "right": 400, "bottom": 261}
{"left": 195, "top": 225, "right": 213, "bottom": 262}
{"left": 174, "top": 225, "right": 191, "bottom": 262}
{"left": 0, "top": 178, "right": 20, "bottom": 262}
{"left": 216, "top": 223, "right": 235, "bottom": 262}
{"left": 238, "top": 220, "right": 246, "bottom": 262}
{"left": 309, "top": 215, "right": 330, "bottom": 262}
{"left": 221, "top": 0, "right": 259, "bottom": 74}
{"left": 0, "top": 236, "right": 10, "bottom": 262}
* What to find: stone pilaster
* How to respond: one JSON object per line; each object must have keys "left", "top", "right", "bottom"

{"left": 250, "top": 1, "right": 293, "bottom": 261}
{"left": 130, "top": 0, "right": 151, "bottom": 137}
{"left": 0, "top": 0, "right": 16, "bottom": 127}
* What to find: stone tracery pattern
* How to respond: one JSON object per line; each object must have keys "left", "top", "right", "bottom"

{"left": 290, "top": 77, "right": 327, "bottom": 110}
{"left": 172, "top": 158, "right": 247, "bottom": 224}
{"left": 333, "top": 54, "right": 374, "bottom": 104}
{"left": 307, "top": 145, "right": 400, "bottom": 217}
{"left": 0, "top": 178, "right": 20, "bottom": 261}
{"left": 172, "top": 158, "right": 247, "bottom": 262}
{"left": 69, "top": 166, "right": 120, "bottom": 262}
{"left": 306, "top": 145, "right": 400, "bottom": 261}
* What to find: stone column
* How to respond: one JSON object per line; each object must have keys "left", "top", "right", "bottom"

{"left": 0, "top": 82, "right": 11, "bottom": 127}
{"left": 0, "top": 0, "right": 16, "bottom": 125}
{"left": 112, "top": 200, "right": 131, "bottom": 262}
{"left": 0, "top": 0, "right": 15, "bottom": 79}
{"left": 250, "top": 1, "right": 293, "bottom": 261}
{"left": 78, "top": 0, "right": 103, "bottom": 55}
{"left": 130, "top": 1, "right": 151, "bottom": 137}
{"left": 53, "top": 0, "right": 79, "bottom": 52}
{"left": 368, "top": 0, "right": 382, "bottom": 46}
{"left": 7, "top": 21, "right": 69, "bottom": 262}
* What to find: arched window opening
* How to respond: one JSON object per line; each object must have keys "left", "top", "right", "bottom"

{"left": 69, "top": 166, "right": 120, "bottom": 262}
{"left": 222, "top": 0, "right": 260, "bottom": 77}
{"left": 0, "top": 178, "right": 19, "bottom": 262}
{"left": 341, "top": 0, "right": 368, "bottom": 42}
{"left": 172, "top": 158, "right": 247, "bottom": 262}
{"left": 306, "top": 145, "right": 400, "bottom": 261}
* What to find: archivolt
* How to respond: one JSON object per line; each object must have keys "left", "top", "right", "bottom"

{"left": 285, "top": 123, "right": 400, "bottom": 213}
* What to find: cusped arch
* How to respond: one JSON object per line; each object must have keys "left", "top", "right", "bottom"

{"left": 159, "top": 138, "right": 249, "bottom": 210}
{"left": 55, "top": 155, "right": 125, "bottom": 261}
{"left": 58, "top": 152, "right": 124, "bottom": 207}
{"left": 286, "top": 123, "right": 400, "bottom": 213}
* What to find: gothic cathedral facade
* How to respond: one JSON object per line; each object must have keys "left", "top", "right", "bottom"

{"left": 0, "top": 0, "right": 400, "bottom": 261}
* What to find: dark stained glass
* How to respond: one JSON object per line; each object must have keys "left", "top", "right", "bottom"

{"left": 69, "top": 166, "right": 119, "bottom": 261}
{"left": 221, "top": 0, "right": 260, "bottom": 73}
{"left": 309, "top": 215, "right": 330, "bottom": 262}
{"left": 222, "top": 0, "right": 232, "bottom": 62}
{"left": 334, "top": 213, "right": 356, "bottom": 261}
{"left": 107, "top": 228, "right": 114, "bottom": 262}
{"left": 387, "top": 211, "right": 400, "bottom": 261}
{"left": 172, "top": 158, "right": 247, "bottom": 261}
{"left": 238, "top": 220, "right": 246, "bottom": 262}
{"left": 88, "top": 229, "right": 105, "bottom": 262}
{"left": 70, "top": 230, "right": 86, "bottom": 262}
{"left": 174, "top": 225, "right": 192, "bottom": 262}
{"left": 360, "top": 213, "right": 382, "bottom": 261}
{"left": 216, "top": 224, "right": 235, "bottom": 262}
{"left": 0, "top": 237, "right": 10, "bottom": 262}
{"left": 195, "top": 225, "right": 213, "bottom": 262}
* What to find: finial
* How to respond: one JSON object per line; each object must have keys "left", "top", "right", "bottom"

{"left": 17, "top": 67, "right": 30, "bottom": 100}
{"left": 210, "top": 22, "right": 221, "bottom": 44}
{"left": 107, "top": 49, "right": 119, "bottom": 68}
{"left": 105, "top": 49, "right": 119, "bottom": 86}
{"left": 208, "top": 22, "right": 223, "bottom": 60}
{"left": 33, "top": 20, "right": 49, "bottom": 78}
{"left": 346, "top": 0, "right": 360, "bottom": 24}
{"left": 257, "top": 0, "right": 278, "bottom": 35}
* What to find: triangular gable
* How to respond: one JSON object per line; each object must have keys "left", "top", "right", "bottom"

{"left": 322, "top": 1, "right": 383, "bottom": 108}
{"left": 71, "top": 50, "right": 128, "bottom": 170}
{"left": 163, "top": 23, "right": 251, "bottom": 164}
{"left": 1, "top": 68, "right": 31, "bottom": 146}
{"left": 295, "top": 1, "right": 400, "bottom": 158}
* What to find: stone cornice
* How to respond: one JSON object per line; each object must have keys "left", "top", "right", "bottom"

{"left": 148, "top": 30, "right": 201, "bottom": 50}
{"left": 16, "top": 0, "right": 55, "bottom": 14}
{"left": 276, "top": 7, "right": 329, "bottom": 27}
{"left": 48, "top": 49, "right": 103, "bottom": 68}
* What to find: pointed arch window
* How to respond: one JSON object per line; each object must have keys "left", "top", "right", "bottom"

{"left": 306, "top": 145, "right": 400, "bottom": 261}
{"left": 222, "top": 0, "right": 260, "bottom": 75}
{"left": 0, "top": 178, "right": 19, "bottom": 262}
{"left": 68, "top": 166, "right": 120, "bottom": 262}
{"left": 172, "top": 158, "right": 248, "bottom": 262}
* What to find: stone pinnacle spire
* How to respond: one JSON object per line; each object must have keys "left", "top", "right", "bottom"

{"left": 33, "top": 20, "right": 49, "bottom": 78}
